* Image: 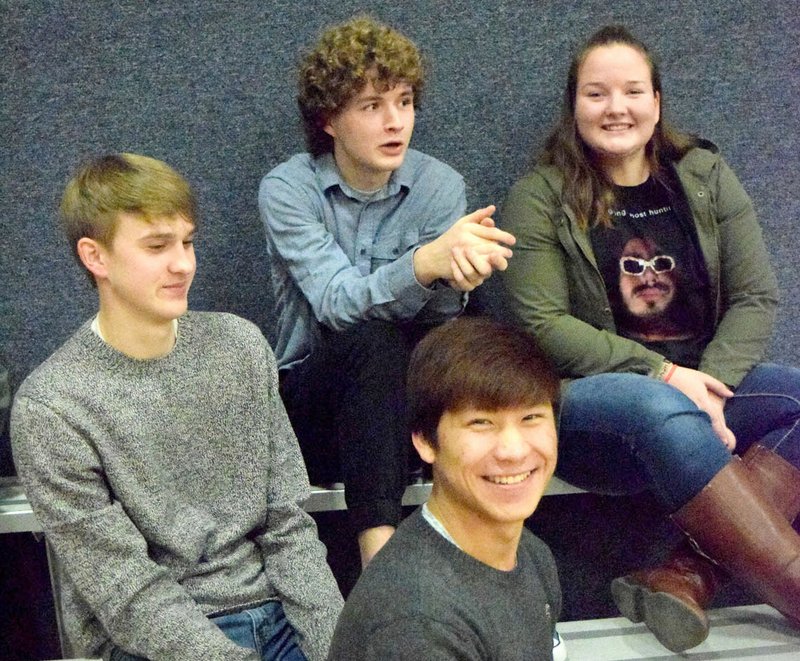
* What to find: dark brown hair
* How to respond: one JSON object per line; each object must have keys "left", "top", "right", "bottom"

{"left": 408, "top": 317, "right": 560, "bottom": 447}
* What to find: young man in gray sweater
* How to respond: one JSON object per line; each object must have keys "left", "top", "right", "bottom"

{"left": 10, "top": 153, "right": 343, "bottom": 661}
{"left": 328, "top": 317, "right": 563, "bottom": 660}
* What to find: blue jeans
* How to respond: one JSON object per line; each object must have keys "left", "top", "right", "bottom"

{"left": 109, "top": 601, "right": 306, "bottom": 661}
{"left": 557, "top": 363, "right": 800, "bottom": 512}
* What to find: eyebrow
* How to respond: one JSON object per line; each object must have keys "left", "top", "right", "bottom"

{"left": 140, "top": 229, "right": 196, "bottom": 242}
{"left": 581, "top": 79, "right": 649, "bottom": 87}
{"left": 355, "top": 84, "right": 414, "bottom": 102}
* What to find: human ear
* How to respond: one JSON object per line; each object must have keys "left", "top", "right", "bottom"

{"left": 412, "top": 431, "right": 436, "bottom": 465}
{"left": 76, "top": 238, "right": 109, "bottom": 280}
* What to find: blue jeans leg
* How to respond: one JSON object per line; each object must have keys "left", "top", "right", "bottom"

{"left": 212, "top": 601, "right": 307, "bottom": 661}
{"left": 109, "top": 601, "right": 306, "bottom": 661}
{"left": 724, "top": 363, "right": 800, "bottom": 468}
{"left": 557, "top": 373, "right": 731, "bottom": 512}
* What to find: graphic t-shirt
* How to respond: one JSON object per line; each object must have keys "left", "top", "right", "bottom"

{"left": 590, "top": 176, "right": 711, "bottom": 367}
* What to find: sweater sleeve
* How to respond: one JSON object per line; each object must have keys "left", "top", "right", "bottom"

{"left": 501, "top": 170, "right": 665, "bottom": 378}
{"left": 696, "top": 157, "right": 779, "bottom": 386}
{"left": 10, "top": 396, "right": 258, "bottom": 661}
{"left": 251, "top": 337, "right": 344, "bottom": 661}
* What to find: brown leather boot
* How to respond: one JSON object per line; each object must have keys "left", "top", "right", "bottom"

{"left": 672, "top": 456, "right": 800, "bottom": 627}
{"left": 611, "top": 542, "right": 720, "bottom": 652}
{"left": 611, "top": 445, "right": 800, "bottom": 652}
{"left": 741, "top": 443, "right": 800, "bottom": 521}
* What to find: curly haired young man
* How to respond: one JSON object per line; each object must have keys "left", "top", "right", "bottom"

{"left": 259, "top": 16, "right": 516, "bottom": 566}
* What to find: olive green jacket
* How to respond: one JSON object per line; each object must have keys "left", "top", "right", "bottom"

{"left": 500, "top": 147, "right": 779, "bottom": 387}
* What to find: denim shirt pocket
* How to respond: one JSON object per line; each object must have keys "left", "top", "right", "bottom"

{"left": 371, "top": 227, "right": 420, "bottom": 272}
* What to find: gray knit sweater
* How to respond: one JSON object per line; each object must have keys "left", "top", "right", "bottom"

{"left": 11, "top": 312, "right": 343, "bottom": 660}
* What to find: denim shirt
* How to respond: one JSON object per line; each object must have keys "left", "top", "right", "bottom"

{"left": 259, "top": 149, "right": 467, "bottom": 369}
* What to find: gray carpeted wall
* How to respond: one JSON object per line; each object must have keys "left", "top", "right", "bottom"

{"left": 2, "top": 1, "right": 798, "bottom": 474}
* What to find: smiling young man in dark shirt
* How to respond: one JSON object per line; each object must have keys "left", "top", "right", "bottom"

{"left": 329, "top": 317, "right": 563, "bottom": 660}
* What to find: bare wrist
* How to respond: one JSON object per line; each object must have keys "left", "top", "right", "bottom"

{"left": 412, "top": 245, "right": 437, "bottom": 287}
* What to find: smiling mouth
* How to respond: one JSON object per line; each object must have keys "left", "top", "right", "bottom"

{"left": 484, "top": 470, "right": 533, "bottom": 486}
{"left": 602, "top": 123, "right": 633, "bottom": 131}
{"left": 163, "top": 282, "right": 189, "bottom": 293}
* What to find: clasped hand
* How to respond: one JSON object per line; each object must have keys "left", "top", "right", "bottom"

{"left": 413, "top": 205, "right": 516, "bottom": 292}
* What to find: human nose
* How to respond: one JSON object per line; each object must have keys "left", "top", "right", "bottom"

{"left": 384, "top": 104, "right": 403, "bottom": 131}
{"left": 606, "top": 90, "right": 625, "bottom": 114}
{"left": 170, "top": 243, "right": 195, "bottom": 274}
{"left": 640, "top": 266, "right": 657, "bottom": 282}
{"left": 494, "top": 425, "right": 528, "bottom": 462}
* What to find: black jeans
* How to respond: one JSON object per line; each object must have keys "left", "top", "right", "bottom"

{"left": 279, "top": 320, "right": 434, "bottom": 533}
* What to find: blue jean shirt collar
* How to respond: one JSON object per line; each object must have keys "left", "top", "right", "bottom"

{"left": 317, "top": 151, "right": 414, "bottom": 200}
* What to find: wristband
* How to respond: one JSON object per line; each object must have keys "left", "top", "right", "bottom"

{"left": 664, "top": 363, "right": 677, "bottom": 383}
{"left": 654, "top": 360, "right": 672, "bottom": 381}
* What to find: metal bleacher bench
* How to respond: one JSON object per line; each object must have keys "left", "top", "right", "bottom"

{"left": 0, "top": 474, "right": 583, "bottom": 660}
{"left": 9, "top": 478, "right": 798, "bottom": 661}
{"left": 0, "top": 475, "right": 583, "bottom": 534}
{"left": 33, "top": 604, "right": 800, "bottom": 660}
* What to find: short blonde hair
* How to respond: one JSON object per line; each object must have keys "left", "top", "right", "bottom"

{"left": 60, "top": 153, "right": 196, "bottom": 282}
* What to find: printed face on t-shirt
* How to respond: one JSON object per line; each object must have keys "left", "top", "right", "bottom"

{"left": 591, "top": 177, "right": 710, "bottom": 354}
{"left": 618, "top": 236, "right": 676, "bottom": 318}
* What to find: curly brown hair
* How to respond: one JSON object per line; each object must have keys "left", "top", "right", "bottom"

{"left": 297, "top": 15, "right": 426, "bottom": 156}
